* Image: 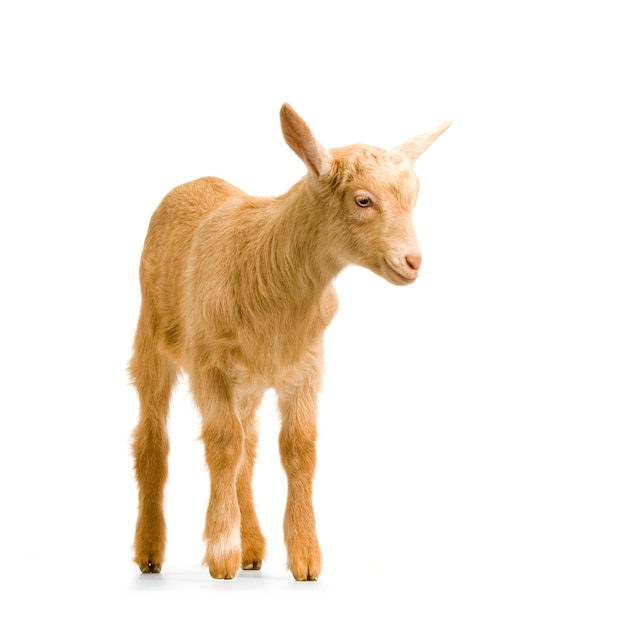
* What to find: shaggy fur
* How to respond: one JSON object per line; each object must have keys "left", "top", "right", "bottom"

{"left": 130, "top": 104, "right": 449, "bottom": 580}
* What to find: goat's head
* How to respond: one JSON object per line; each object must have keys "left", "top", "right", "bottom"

{"left": 280, "top": 103, "right": 450, "bottom": 286}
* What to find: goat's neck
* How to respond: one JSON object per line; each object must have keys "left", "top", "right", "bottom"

{"left": 260, "top": 179, "right": 342, "bottom": 301}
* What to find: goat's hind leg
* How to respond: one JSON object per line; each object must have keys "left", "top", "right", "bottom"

{"left": 130, "top": 316, "right": 177, "bottom": 574}
{"left": 237, "top": 393, "right": 266, "bottom": 570}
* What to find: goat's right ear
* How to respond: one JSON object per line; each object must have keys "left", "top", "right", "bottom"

{"left": 280, "top": 104, "right": 332, "bottom": 177}
{"left": 396, "top": 122, "right": 451, "bottom": 162}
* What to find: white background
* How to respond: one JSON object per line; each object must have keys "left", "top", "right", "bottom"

{"left": 1, "top": 1, "right": 624, "bottom": 624}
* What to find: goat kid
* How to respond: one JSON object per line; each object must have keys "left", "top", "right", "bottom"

{"left": 130, "top": 104, "right": 449, "bottom": 581}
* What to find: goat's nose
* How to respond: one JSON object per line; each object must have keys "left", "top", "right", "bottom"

{"left": 405, "top": 251, "right": 422, "bottom": 272}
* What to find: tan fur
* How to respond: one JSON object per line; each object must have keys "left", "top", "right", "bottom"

{"left": 130, "top": 104, "right": 449, "bottom": 580}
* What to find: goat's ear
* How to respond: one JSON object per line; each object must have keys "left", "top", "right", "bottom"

{"left": 280, "top": 104, "right": 333, "bottom": 177}
{"left": 396, "top": 122, "right": 451, "bottom": 162}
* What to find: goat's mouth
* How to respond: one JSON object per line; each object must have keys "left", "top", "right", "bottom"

{"left": 382, "top": 258, "right": 417, "bottom": 286}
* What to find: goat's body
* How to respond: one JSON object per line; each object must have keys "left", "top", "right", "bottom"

{"left": 131, "top": 176, "right": 338, "bottom": 579}
{"left": 137, "top": 176, "right": 339, "bottom": 387}
{"left": 130, "top": 105, "right": 449, "bottom": 581}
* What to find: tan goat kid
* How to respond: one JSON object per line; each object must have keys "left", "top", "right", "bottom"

{"left": 130, "top": 104, "right": 449, "bottom": 581}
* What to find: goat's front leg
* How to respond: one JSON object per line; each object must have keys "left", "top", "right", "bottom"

{"left": 191, "top": 367, "right": 244, "bottom": 580}
{"left": 277, "top": 378, "right": 322, "bottom": 581}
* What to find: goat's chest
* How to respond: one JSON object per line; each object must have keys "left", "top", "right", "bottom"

{"left": 230, "top": 288, "right": 338, "bottom": 387}
{"left": 232, "top": 310, "right": 322, "bottom": 384}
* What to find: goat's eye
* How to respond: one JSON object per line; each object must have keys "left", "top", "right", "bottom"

{"left": 354, "top": 196, "right": 372, "bottom": 208}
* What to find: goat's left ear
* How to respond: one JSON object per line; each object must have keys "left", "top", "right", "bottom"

{"left": 280, "top": 103, "right": 333, "bottom": 177}
{"left": 396, "top": 122, "right": 451, "bottom": 162}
